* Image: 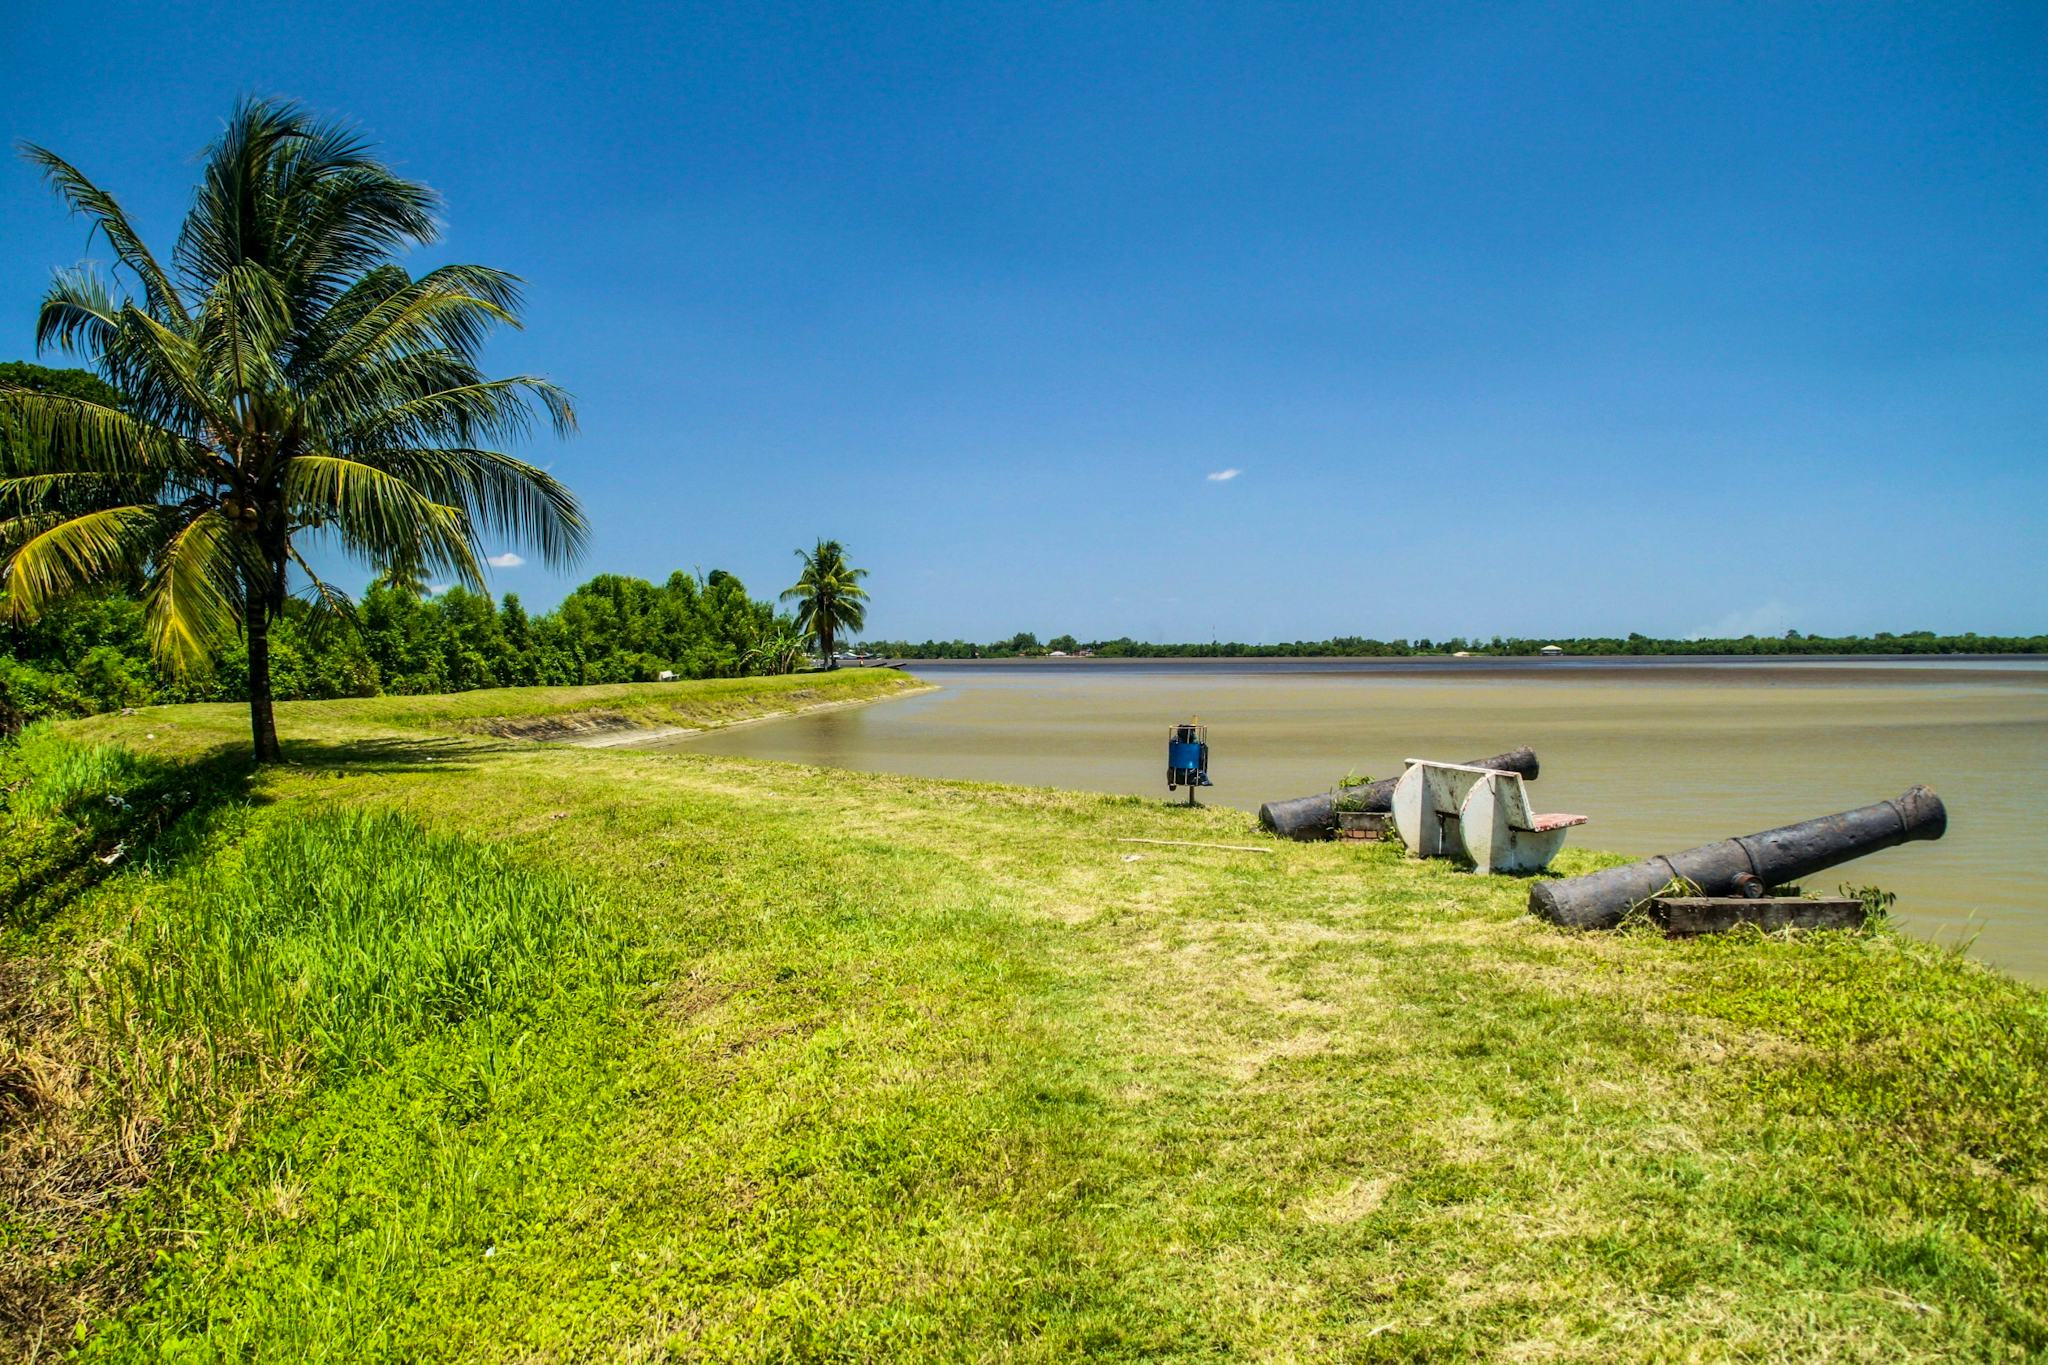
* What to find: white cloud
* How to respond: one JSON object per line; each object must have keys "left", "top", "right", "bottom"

{"left": 486, "top": 552, "right": 525, "bottom": 569}
{"left": 1206, "top": 468, "right": 1241, "bottom": 482}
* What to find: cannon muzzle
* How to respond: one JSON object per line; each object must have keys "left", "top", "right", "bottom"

{"left": 1259, "top": 747, "right": 1541, "bottom": 841}
{"left": 1529, "top": 785, "right": 1947, "bottom": 929}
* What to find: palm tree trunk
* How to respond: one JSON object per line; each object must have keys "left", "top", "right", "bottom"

{"left": 246, "top": 534, "right": 287, "bottom": 764}
{"left": 246, "top": 593, "right": 281, "bottom": 763}
{"left": 820, "top": 620, "right": 835, "bottom": 670}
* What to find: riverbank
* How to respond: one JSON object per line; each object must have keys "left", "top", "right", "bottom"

{"left": 4, "top": 675, "right": 2044, "bottom": 1359}
{"left": 676, "top": 658, "right": 2048, "bottom": 982}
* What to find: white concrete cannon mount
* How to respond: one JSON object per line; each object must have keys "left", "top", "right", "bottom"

{"left": 1391, "top": 759, "right": 1588, "bottom": 875}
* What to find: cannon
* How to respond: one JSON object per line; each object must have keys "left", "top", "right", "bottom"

{"left": 1528, "top": 785, "right": 1947, "bottom": 930}
{"left": 1258, "top": 747, "right": 1540, "bottom": 841}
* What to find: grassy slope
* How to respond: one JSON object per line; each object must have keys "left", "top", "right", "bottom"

{"left": 272, "top": 668, "right": 927, "bottom": 737}
{"left": 4, "top": 674, "right": 2045, "bottom": 1361}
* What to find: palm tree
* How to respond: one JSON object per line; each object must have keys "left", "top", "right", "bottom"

{"left": 780, "top": 540, "right": 868, "bottom": 670}
{"left": 0, "top": 99, "right": 584, "bottom": 761}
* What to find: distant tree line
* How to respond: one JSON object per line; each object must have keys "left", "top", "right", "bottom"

{"left": 863, "top": 629, "right": 2048, "bottom": 660}
{"left": 0, "top": 568, "right": 803, "bottom": 735}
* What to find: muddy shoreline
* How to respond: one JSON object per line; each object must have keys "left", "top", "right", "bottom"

{"left": 479, "top": 682, "right": 939, "bottom": 748}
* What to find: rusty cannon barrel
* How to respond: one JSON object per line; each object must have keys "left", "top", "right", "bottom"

{"left": 1529, "top": 785, "right": 1948, "bottom": 930}
{"left": 1259, "top": 747, "right": 1541, "bottom": 841}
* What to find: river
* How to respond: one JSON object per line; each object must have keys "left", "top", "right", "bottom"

{"left": 638, "top": 657, "right": 2048, "bottom": 983}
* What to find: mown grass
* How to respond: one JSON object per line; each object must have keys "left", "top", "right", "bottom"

{"left": 315, "top": 668, "right": 927, "bottom": 739}
{"left": 4, "top": 676, "right": 2045, "bottom": 1360}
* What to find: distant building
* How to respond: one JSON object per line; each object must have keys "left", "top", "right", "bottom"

{"left": 1452, "top": 650, "right": 1473, "bottom": 658}
{"left": 1539, "top": 644, "right": 1565, "bottom": 656}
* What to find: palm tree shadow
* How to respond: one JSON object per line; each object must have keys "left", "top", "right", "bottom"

{"left": 7, "top": 730, "right": 520, "bottom": 933}
{"left": 4, "top": 746, "right": 255, "bottom": 933}
{"left": 278, "top": 734, "right": 498, "bottom": 773}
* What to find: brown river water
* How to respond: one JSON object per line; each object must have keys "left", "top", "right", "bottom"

{"left": 637, "top": 658, "right": 2048, "bottom": 983}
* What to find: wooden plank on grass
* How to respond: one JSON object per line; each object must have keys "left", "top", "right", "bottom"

{"left": 1651, "top": 897, "right": 1868, "bottom": 937}
{"left": 1114, "top": 838, "right": 1275, "bottom": 855}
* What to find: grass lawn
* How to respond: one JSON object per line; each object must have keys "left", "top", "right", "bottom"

{"left": 4, "top": 671, "right": 2044, "bottom": 1361}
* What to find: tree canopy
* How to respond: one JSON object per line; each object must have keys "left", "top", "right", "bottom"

{"left": 0, "top": 565, "right": 803, "bottom": 735}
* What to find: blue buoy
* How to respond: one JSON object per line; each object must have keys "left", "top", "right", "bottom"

{"left": 1167, "top": 722, "right": 1211, "bottom": 804}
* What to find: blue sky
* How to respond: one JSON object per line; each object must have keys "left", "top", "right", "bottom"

{"left": 4, "top": 1, "right": 2043, "bottom": 642}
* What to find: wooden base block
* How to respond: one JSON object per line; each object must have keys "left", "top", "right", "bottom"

{"left": 1336, "top": 810, "right": 1394, "bottom": 841}
{"left": 1650, "top": 897, "right": 1868, "bottom": 937}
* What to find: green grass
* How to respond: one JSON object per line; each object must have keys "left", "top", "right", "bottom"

{"left": 101, "top": 809, "right": 629, "bottom": 1083}
{"left": 3, "top": 676, "right": 2044, "bottom": 1360}
{"left": 302, "top": 668, "right": 928, "bottom": 739}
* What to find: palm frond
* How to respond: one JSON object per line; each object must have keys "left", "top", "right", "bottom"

{"left": 0, "top": 504, "right": 163, "bottom": 618}
{"left": 283, "top": 453, "right": 485, "bottom": 589}
{"left": 0, "top": 471, "right": 166, "bottom": 519}
{"left": 197, "top": 261, "right": 293, "bottom": 403}
{"left": 311, "top": 345, "right": 480, "bottom": 423}
{"left": 301, "top": 268, "right": 522, "bottom": 394}
{"left": 267, "top": 113, "right": 439, "bottom": 285}
{"left": 280, "top": 161, "right": 441, "bottom": 311}
{"left": 175, "top": 98, "right": 439, "bottom": 310}
{"left": 99, "top": 307, "right": 231, "bottom": 442}
{"left": 287, "top": 542, "right": 357, "bottom": 621}
{"left": 172, "top": 97, "right": 309, "bottom": 290}
{"left": 33, "top": 266, "right": 124, "bottom": 357}
{"left": 339, "top": 376, "right": 576, "bottom": 448}
{"left": 341, "top": 446, "right": 586, "bottom": 566}
{"left": 144, "top": 507, "right": 243, "bottom": 674}
{"left": 18, "top": 144, "right": 188, "bottom": 322}
{"left": 0, "top": 384, "right": 219, "bottom": 483}
{"left": 298, "top": 263, "right": 411, "bottom": 349}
